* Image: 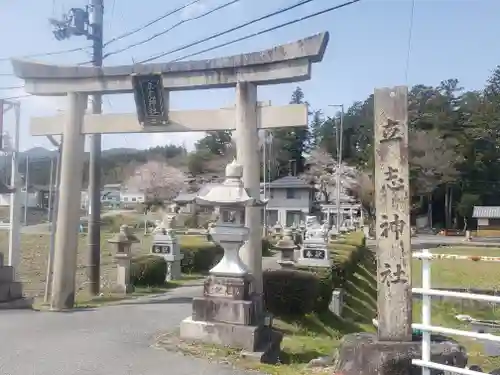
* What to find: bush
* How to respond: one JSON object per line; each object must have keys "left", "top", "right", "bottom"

{"left": 282, "top": 230, "right": 369, "bottom": 315}
{"left": 262, "top": 238, "right": 273, "bottom": 257}
{"left": 263, "top": 269, "right": 320, "bottom": 317}
{"left": 130, "top": 255, "right": 167, "bottom": 286}
{"left": 100, "top": 214, "right": 141, "bottom": 232}
{"left": 180, "top": 238, "right": 224, "bottom": 274}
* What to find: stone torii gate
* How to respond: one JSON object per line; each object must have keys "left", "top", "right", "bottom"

{"left": 11, "top": 32, "right": 329, "bottom": 310}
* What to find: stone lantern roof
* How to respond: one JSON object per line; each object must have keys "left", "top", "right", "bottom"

{"left": 195, "top": 160, "right": 267, "bottom": 207}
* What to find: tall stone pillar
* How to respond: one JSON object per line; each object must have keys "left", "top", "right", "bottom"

{"left": 235, "top": 81, "right": 262, "bottom": 296}
{"left": 50, "top": 92, "right": 87, "bottom": 310}
{"left": 373, "top": 86, "right": 412, "bottom": 341}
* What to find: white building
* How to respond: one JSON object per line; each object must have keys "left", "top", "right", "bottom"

{"left": 261, "top": 176, "right": 314, "bottom": 227}
{"left": 120, "top": 191, "right": 146, "bottom": 204}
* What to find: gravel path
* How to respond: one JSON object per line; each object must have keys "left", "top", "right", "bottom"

{"left": 0, "top": 285, "right": 259, "bottom": 375}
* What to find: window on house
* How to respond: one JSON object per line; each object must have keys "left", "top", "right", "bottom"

{"left": 132, "top": 197, "right": 137, "bottom": 202}
{"left": 270, "top": 189, "right": 274, "bottom": 199}
{"left": 286, "top": 189, "right": 296, "bottom": 199}
{"left": 124, "top": 197, "right": 129, "bottom": 202}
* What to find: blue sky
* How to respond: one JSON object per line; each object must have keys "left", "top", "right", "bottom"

{"left": 0, "top": 0, "right": 498, "bottom": 152}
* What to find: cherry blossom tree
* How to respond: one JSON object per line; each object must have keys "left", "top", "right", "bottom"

{"left": 301, "top": 147, "right": 357, "bottom": 203}
{"left": 123, "top": 160, "right": 186, "bottom": 201}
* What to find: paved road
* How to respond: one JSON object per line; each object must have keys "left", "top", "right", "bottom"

{"left": 0, "top": 285, "right": 257, "bottom": 375}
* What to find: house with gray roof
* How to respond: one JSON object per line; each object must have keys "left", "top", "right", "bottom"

{"left": 260, "top": 175, "right": 314, "bottom": 227}
{"left": 472, "top": 206, "right": 500, "bottom": 237}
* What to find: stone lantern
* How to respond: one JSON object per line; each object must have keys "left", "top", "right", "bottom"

{"left": 108, "top": 224, "right": 139, "bottom": 294}
{"left": 150, "top": 214, "right": 184, "bottom": 281}
{"left": 180, "top": 160, "right": 281, "bottom": 360}
{"left": 272, "top": 222, "right": 283, "bottom": 240}
{"left": 274, "top": 228, "right": 297, "bottom": 268}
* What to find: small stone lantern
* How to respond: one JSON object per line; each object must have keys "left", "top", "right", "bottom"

{"left": 151, "top": 214, "right": 184, "bottom": 281}
{"left": 272, "top": 223, "right": 283, "bottom": 240}
{"left": 108, "top": 224, "right": 139, "bottom": 294}
{"left": 274, "top": 228, "right": 297, "bottom": 268}
{"left": 180, "top": 160, "right": 273, "bottom": 352}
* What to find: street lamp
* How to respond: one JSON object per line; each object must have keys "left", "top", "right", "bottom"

{"left": 328, "top": 104, "right": 344, "bottom": 231}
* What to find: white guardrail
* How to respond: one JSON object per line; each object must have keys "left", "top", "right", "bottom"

{"left": 412, "top": 249, "right": 500, "bottom": 375}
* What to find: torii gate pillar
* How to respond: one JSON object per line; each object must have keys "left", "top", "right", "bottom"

{"left": 52, "top": 92, "right": 87, "bottom": 310}
{"left": 235, "top": 81, "right": 262, "bottom": 295}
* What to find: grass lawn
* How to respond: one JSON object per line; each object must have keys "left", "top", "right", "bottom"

{"left": 158, "top": 235, "right": 378, "bottom": 375}
{"left": 412, "top": 246, "right": 500, "bottom": 289}
{"left": 0, "top": 231, "right": 205, "bottom": 306}
{"left": 414, "top": 300, "right": 500, "bottom": 372}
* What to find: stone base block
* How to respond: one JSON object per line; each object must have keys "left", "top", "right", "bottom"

{"left": 192, "top": 297, "right": 254, "bottom": 325}
{"left": 180, "top": 317, "right": 282, "bottom": 364}
{"left": 333, "top": 333, "right": 468, "bottom": 375}
{"left": 277, "top": 260, "right": 296, "bottom": 269}
{"left": 203, "top": 275, "right": 250, "bottom": 300}
{"left": 0, "top": 266, "right": 14, "bottom": 282}
{"left": 0, "top": 297, "right": 33, "bottom": 310}
{"left": 240, "top": 328, "right": 283, "bottom": 365}
{"left": 112, "top": 284, "right": 135, "bottom": 294}
{"left": 0, "top": 281, "right": 23, "bottom": 302}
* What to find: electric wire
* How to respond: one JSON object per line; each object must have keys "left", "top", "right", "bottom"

{"left": 146, "top": 0, "right": 361, "bottom": 64}
{"left": 0, "top": 0, "right": 200, "bottom": 65}
{"left": 0, "top": 46, "right": 92, "bottom": 63}
{"left": 404, "top": 0, "right": 415, "bottom": 83}
{"left": 103, "top": 0, "right": 202, "bottom": 47}
{"left": 138, "top": 0, "right": 324, "bottom": 63}
{"left": 103, "top": 0, "right": 241, "bottom": 60}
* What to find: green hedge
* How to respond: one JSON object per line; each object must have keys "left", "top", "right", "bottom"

{"left": 130, "top": 255, "right": 167, "bottom": 286}
{"left": 180, "top": 242, "right": 224, "bottom": 274}
{"left": 131, "top": 235, "right": 274, "bottom": 285}
{"left": 263, "top": 269, "right": 320, "bottom": 317}
{"left": 264, "top": 231, "right": 368, "bottom": 317}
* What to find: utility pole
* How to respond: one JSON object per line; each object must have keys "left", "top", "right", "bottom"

{"left": 44, "top": 140, "right": 62, "bottom": 304}
{"left": 49, "top": 0, "right": 104, "bottom": 296}
{"left": 329, "top": 104, "right": 344, "bottom": 231}
{"left": 87, "top": 0, "right": 104, "bottom": 296}
{"left": 23, "top": 156, "right": 29, "bottom": 225}
{"left": 1, "top": 100, "right": 21, "bottom": 278}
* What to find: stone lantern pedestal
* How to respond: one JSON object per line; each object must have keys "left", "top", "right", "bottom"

{"left": 108, "top": 225, "right": 139, "bottom": 294}
{"left": 179, "top": 160, "right": 282, "bottom": 363}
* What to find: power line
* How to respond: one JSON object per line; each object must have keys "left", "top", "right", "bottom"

{"left": 404, "top": 0, "right": 415, "bottom": 83}
{"left": 139, "top": 0, "right": 322, "bottom": 64}
{"left": 103, "top": 0, "right": 202, "bottom": 47}
{"left": 0, "top": 85, "right": 24, "bottom": 91}
{"left": 103, "top": 0, "right": 241, "bottom": 60}
{"left": 0, "top": 0, "right": 198, "bottom": 65}
{"left": 0, "top": 94, "right": 31, "bottom": 101}
{"left": 0, "top": 46, "right": 92, "bottom": 63}
{"left": 155, "top": 0, "right": 361, "bottom": 64}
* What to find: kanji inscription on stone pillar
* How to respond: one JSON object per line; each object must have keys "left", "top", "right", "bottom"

{"left": 374, "top": 86, "right": 412, "bottom": 342}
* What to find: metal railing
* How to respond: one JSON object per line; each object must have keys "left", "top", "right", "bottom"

{"left": 412, "top": 249, "right": 500, "bottom": 375}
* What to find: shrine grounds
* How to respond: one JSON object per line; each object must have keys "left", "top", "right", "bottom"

{"left": 2, "top": 226, "right": 500, "bottom": 373}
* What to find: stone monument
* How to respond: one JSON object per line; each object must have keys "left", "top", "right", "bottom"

{"left": 150, "top": 214, "right": 184, "bottom": 281}
{"left": 333, "top": 87, "right": 466, "bottom": 374}
{"left": 296, "top": 229, "right": 331, "bottom": 268}
{"left": 179, "top": 160, "right": 282, "bottom": 363}
{"left": 0, "top": 253, "right": 32, "bottom": 309}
